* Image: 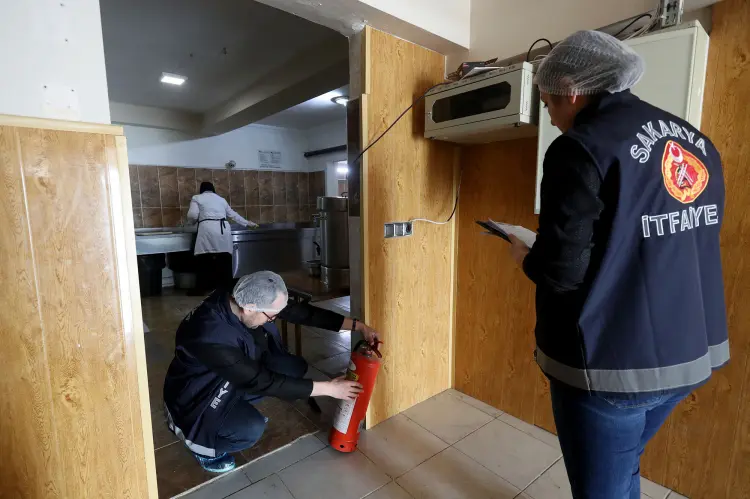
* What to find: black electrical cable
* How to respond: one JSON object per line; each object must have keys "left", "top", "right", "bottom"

{"left": 350, "top": 82, "right": 447, "bottom": 168}
{"left": 350, "top": 81, "right": 463, "bottom": 225}
{"left": 525, "top": 38, "right": 553, "bottom": 62}
{"left": 612, "top": 13, "right": 652, "bottom": 38}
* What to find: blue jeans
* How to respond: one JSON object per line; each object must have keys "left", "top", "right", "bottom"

{"left": 550, "top": 380, "right": 688, "bottom": 499}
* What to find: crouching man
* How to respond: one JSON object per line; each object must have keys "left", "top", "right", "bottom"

{"left": 163, "top": 271, "right": 379, "bottom": 472}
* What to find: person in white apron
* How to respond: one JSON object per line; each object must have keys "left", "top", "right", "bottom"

{"left": 187, "top": 181, "right": 258, "bottom": 294}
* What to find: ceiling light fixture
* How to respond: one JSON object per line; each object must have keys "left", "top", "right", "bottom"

{"left": 337, "top": 165, "right": 350, "bottom": 174}
{"left": 332, "top": 96, "right": 349, "bottom": 106}
{"left": 161, "top": 72, "right": 187, "bottom": 86}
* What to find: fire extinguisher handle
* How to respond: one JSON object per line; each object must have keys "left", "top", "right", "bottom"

{"left": 353, "top": 339, "right": 383, "bottom": 358}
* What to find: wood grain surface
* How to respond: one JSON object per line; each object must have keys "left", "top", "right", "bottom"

{"left": 453, "top": 138, "right": 555, "bottom": 432}
{"left": 0, "top": 122, "right": 154, "bottom": 497}
{"left": 360, "top": 27, "right": 457, "bottom": 427}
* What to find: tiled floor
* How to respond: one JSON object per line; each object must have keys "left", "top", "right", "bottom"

{"left": 177, "top": 388, "right": 691, "bottom": 499}
{"left": 142, "top": 290, "right": 353, "bottom": 498}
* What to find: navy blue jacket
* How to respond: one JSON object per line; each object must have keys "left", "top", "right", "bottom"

{"left": 163, "top": 291, "right": 344, "bottom": 455}
{"left": 525, "top": 91, "right": 729, "bottom": 395}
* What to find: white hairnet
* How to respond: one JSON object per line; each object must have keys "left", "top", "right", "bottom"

{"left": 233, "top": 271, "right": 288, "bottom": 311}
{"left": 534, "top": 30, "right": 645, "bottom": 96}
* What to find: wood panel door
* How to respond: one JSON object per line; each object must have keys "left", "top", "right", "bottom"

{"left": 0, "top": 117, "right": 156, "bottom": 498}
{"left": 359, "top": 27, "right": 458, "bottom": 427}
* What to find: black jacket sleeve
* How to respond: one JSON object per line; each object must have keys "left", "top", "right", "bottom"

{"left": 278, "top": 302, "right": 346, "bottom": 331}
{"left": 523, "top": 136, "right": 604, "bottom": 292}
{"left": 186, "top": 341, "right": 313, "bottom": 400}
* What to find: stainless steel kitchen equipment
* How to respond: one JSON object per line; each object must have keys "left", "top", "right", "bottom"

{"left": 232, "top": 223, "right": 317, "bottom": 278}
{"left": 317, "top": 196, "right": 350, "bottom": 287}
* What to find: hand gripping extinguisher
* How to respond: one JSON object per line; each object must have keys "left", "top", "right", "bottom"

{"left": 329, "top": 340, "right": 382, "bottom": 452}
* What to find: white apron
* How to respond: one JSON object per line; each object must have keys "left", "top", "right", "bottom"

{"left": 186, "top": 192, "right": 252, "bottom": 255}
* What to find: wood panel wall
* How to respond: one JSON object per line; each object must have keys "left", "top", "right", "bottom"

{"left": 453, "top": 1, "right": 750, "bottom": 496}
{"left": 359, "top": 27, "right": 458, "bottom": 427}
{"left": 454, "top": 139, "right": 555, "bottom": 432}
{"left": 0, "top": 117, "right": 156, "bottom": 498}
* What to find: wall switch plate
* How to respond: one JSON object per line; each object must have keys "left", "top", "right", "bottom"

{"left": 384, "top": 221, "right": 413, "bottom": 238}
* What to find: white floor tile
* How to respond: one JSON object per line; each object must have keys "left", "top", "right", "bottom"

{"left": 641, "top": 477, "right": 671, "bottom": 499}
{"left": 226, "top": 474, "right": 294, "bottom": 499}
{"left": 403, "top": 391, "right": 494, "bottom": 444}
{"left": 446, "top": 389, "right": 504, "bottom": 417}
{"left": 396, "top": 447, "right": 519, "bottom": 499}
{"left": 243, "top": 435, "right": 326, "bottom": 483}
{"left": 365, "top": 482, "right": 414, "bottom": 499}
{"left": 278, "top": 447, "right": 390, "bottom": 499}
{"left": 357, "top": 414, "right": 449, "bottom": 478}
{"left": 667, "top": 493, "right": 688, "bottom": 499}
{"left": 525, "top": 460, "right": 571, "bottom": 499}
{"left": 183, "top": 469, "right": 251, "bottom": 499}
{"left": 497, "top": 413, "right": 561, "bottom": 451}
{"left": 453, "top": 419, "right": 562, "bottom": 490}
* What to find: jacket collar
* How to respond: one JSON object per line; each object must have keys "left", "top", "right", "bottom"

{"left": 573, "top": 90, "right": 637, "bottom": 127}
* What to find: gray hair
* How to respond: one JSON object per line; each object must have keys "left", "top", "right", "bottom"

{"left": 232, "top": 271, "right": 288, "bottom": 311}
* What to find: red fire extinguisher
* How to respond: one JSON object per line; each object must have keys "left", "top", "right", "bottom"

{"left": 329, "top": 339, "right": 383, "bottom": 452}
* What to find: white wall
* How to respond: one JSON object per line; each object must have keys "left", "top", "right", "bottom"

{"left": 448, "top": 0, "right": 717, "bottom": 69}
{"left": 0, "top": 0, "right": 110, "bottom": 123}
{"left": 305, "top": 120, "right": 347, "bottom": 172}
{"left": 124, "top": 119, "right": 347, "bottom": 173}
{"left": 360, "top": 0, "right": 471, "bottom": 48}
{"left": 123, "top": 123, "right": 309, "bottom": 171}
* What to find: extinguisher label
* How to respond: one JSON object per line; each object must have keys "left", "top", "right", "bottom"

{"left": 333, "top": 398, "right": 356, "bottom": 434}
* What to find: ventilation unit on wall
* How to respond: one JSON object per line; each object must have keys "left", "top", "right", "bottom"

{"left": 424, "top": 62, "right": 539, "bottom": 144}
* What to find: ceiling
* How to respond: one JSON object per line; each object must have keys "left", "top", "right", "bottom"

{"left": 100, "top": 0, "right": 344, "bottom": 113}
{"left": 255, "top": 86, "right": 349, "bottom": 129}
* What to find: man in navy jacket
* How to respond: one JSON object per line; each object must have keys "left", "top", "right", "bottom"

{"left": 163, "top": 271, "right": 379, "bottom": 472}
{"left": 508, "top": 31, "right": 728, "bottom": 498}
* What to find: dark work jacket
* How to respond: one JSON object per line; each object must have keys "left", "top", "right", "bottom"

{"left": 163, "top": 290, "right": 344, "bottom": 456}
{"left": 524, "top": 91, "right": 728, "bottom": 396}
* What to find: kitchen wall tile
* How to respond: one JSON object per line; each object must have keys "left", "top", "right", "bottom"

{"left": 158, "top": 166, "right": 179, "bottom": 207}
{"left": 259, "top": 206, "right": 274, "bottom": 224}
{"left": 177, "top": 168, "right": 196, "bottom": 206}
{"left": 231, "top": 206, "right": 247, "bottom": 221}
{"left": 129, "top": 165, "right": 141, "bottom": 208}
{"left": 310, "top": 170, "right": 325, "bottom": 204}
{"left": 245, "top": 170, "right": 259, "bottom": 206}
{"left": 162, "top": 208, "right": 182, "bottom": 228}
{"left": 139, "top": 166, "right": 161, "bottom": 207}
{"left": 259, "top": 171, "right": 273, "bottom": 205}
{"left": 212, "top": 169, "right": 230, "bottom": 199}
{"left": 132, "top": 208, "right": 143, "bottom": 229}
{"left": 272, "top": 172, "right": 286, "bottom": 205}
{"left": 285, "top": 172, "right": 299, "bottom": 205}
{"left": 297, "top": 172, "right": 309, "bottom": 206}
{"left": 142, "top": 207, "right": 163, "bottom": 228}
{"left": 299, "top": 205, "right": 312, "bottom": 223}
{"left": 286, "top": 205, "right": 299, "bottom": 222}
{"left": 229, "top": 170, "right": 245, "bottom": 206}
{"left": 247, "top": 206, "right": 261, "bottom": 224}
{"left": 273, "top": 205, "right": 286, "bottom": 223}
{"left": 195, "top": 168, "right": 213, "bottom": 190}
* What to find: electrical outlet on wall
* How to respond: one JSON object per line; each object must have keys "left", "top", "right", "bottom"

{"left": 384, "top": 222, "right": 413, "bottom": 239}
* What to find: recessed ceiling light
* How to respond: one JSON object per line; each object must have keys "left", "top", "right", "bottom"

{"left": 332, "top": 96, "right": 349, "bottom": 106}
{"left": 161, "top": 72, "right": 187, "bottom": 86}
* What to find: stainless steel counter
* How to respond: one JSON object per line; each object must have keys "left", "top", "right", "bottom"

{"left": 135, "top": 223, "right": 319, "bottom": 276}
